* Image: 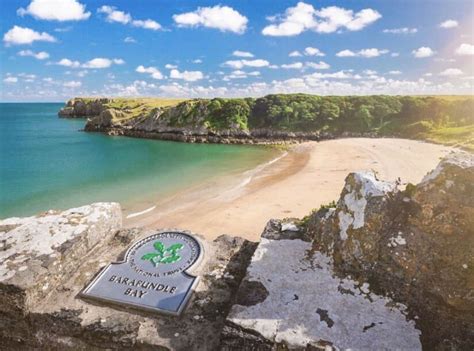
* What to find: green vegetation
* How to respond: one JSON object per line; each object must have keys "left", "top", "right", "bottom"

{"left": 160, "top": 94, "right": 473, "bottom": 150}
{"left": 78, "top": 95, "right": 474, "bottom": 150}
{"left": 90, "top": 97, "right": 187, "bottom": 122}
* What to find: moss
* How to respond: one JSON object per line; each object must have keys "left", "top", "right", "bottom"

{"left": 404, "top": 183, "right": 417, "bottom": 197}
{"left": 420, "top": 125, "right": 474, "bottom": 151}
{"left": 299, "top": 201, "right": 337, "bottom": 227}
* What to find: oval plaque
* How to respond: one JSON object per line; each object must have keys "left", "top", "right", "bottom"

{"left": 81, "top": 231, "right": 203, "bottom": 315}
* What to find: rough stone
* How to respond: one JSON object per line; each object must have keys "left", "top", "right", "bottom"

{"left": 306, "top": 151, "right": 474, "bottom": 350}
{"left": 0, "top": 205, "right": 257, "bottom": 351}
{"left": 222, "top": 237, "right": 421, "bottom": 350}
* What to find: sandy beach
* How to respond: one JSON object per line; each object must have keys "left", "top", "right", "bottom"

{"left": 125, "top": 138, "right": 454, "bottom": 241}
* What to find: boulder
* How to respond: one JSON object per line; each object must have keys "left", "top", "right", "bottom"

{"left": 222, "top": 220, "right": 422, "bottom": 350}
{"left": 306, "top": 151, "right": 474, "bottom": 350}
{"left": 0, "top": 201, "right": 258, "bottom": 350}
{"left": 0, "top": 203, "right": 122, "bottom": 343}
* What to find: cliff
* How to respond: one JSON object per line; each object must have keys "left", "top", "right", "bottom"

{"left": 1, "top": 152, "right": 472, "bottom": 350}
{"left": 58, "top": 95, "right": 474, "bottom": 148}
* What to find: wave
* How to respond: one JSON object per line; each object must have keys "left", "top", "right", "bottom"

{"left": 126, "top": 205, "right": 157, "bottom": 219}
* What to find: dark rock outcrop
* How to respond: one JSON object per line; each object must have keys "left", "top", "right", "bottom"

{"left": 58, "top": 98, "right": 110, "bottom": 118}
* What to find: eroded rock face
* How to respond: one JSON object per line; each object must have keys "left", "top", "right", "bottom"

{"left": 0, "top": 203, "right": 122, "bottom": 315}
{"left": 306, "top": 151, "right": 474, "bottom": 350}
{"left": 222, "top": 223, "right": 422, "bottom": 350}
{"left": 58, "top": 98, "right": 109, "bottom": 118}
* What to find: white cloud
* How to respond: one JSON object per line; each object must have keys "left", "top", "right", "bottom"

{"left": 98, "top": 6, "right": 131, "bottom": 24}
{"left": 281, "top": 62, "right": 303, "bottom": 69}
{"left": 124, "top": 36, "right": 136, "bottom": 43}
{"left": 136, "top": 65, "right": 164, "bottom": 79}
{"left": 304, "top": 47, "right": 325, "bottom": 56}
{"left": 170, "top": 69, "right": 204, "bottom": 82}
{"left": 233, "top": 50, "right": 254, "bottom": 58}
{"left": 18, "top": 49, "right": 49, "bottom": 60}
{"left": 63, "top": 80, "right": 81, "bottom": 88}
{"left": 56, "top": 57, "right": 123, "bottom": 69}
{"left": 223, "top": 70, "right": 261, "bottom": 80}
{"left": 262, "top": 2, "right": 381, "bottom": 36}
{"left": 439, "top": 20, "right": 458, "bottom": 29}
{"left": 434, "top": 57, "right": 456, "bottom": 63}
{"left": 388, "top": 70, "right": 402, "bottom": 75}
{"left": 132, "top": 19, "right": 161, "bottom": 31}
{"left": 192, "top": 59, "right": 203, "bottom": 64}
{"left": 412, "top": 46, "right": 435, "bottom": 58}
{"left": 3, "top": 77, "right": 18, "bottom": 83}
{"left": 54, "top": 26, "right": 72, "bottom": 32}
{"left": 439, "top": 68, "right": 463, "bottom": 76}
{"left": 289, "top": 51, "right": 302, "bottom": 57}
{"left": 306, "top": 61, "right": 330, "bottom": 69}
{"left": 383, "top": 27, "right": 417, "bottom": 34}
{"left": 223, "top": 59, "right": 270, "bottom": 69}
{"left": 455, "top": 43, "right": 474, "bottom": 56}
{"left": 173, "top": 5, "right": 248, "bottom": 34}
{"left": 165, "top": 64, "right": 178, "bottom": 69}
{"left": 336, "top": 48, "right": 389, "bottom": 58}
{"left": 57, "top": 58, "right": 80, "bottom": 67}
{"left": 43, "top": 77, "right": 54, "bottom": 82}
{"left": 391, "top": 52, "right": 400, "bottom": 57}
{"left": 82, "top": 58, "right": 122, "bottom": 68}
{"left": 17, "top": 0, "right": 90, "bottom": 21}
{"left": 98, "top": 5, "right": 161, "bottom": 30}
{"left": 363, "top": 70, "right": 377, "bottom": 75}
{"left": 3, "top": 26, "right": 56, "bottom": 45}
{"left": 336, "top": 49, "right": 356, "bottom": 57}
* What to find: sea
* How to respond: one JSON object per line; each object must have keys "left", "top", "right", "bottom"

{"left": 0, "top": 103, "right": 276, "bottom": 219}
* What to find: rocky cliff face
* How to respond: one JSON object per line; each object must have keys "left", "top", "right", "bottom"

{"left": 1, "top": 152, "right": 472, "bottom": 350}
{"left": 58, "top": 98, "right": 111, "bottom": 118}
{"left": 59, "top": 98, "right": 328, "bottom": 144}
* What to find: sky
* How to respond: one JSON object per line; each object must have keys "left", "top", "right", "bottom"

{"left": 1, "top": 0, "right": 473, "bottom": 102}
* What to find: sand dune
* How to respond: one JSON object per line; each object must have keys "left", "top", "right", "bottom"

{"left": 125, "top": 138, "right": 454, "bottom": 241}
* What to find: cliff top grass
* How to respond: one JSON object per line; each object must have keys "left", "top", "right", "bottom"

{"left": 421, "top": 124, "right": 474, "bottom": 151}
{"left": 105, "top": 98, "right": 187, "bottom": 121}
{"left": 75, "top": 97, "right": 188, "bottom": 121}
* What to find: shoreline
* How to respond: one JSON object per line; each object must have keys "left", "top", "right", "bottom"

{"left": 124, "top": 137, "right": 455, "bottom": 241}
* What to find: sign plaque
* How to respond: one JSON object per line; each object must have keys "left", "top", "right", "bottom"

{"left": 81, "top": 231, "right": 203, "bottom": 315}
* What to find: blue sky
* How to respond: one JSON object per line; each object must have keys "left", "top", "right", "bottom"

{"left": 1, "top": 0, "right": 473, "bottom": 101}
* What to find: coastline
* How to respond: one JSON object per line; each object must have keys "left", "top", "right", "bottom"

{"left": 125, "top": 137, "right": 455, "bottom": 241}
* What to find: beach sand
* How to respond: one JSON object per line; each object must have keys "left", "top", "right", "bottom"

{"left": 125, "top": 138, "right": 454, "bottom": 241}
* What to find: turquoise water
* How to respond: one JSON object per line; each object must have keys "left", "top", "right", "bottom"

{"left": 0, "top": 103, "right": 274, "bottom": 219}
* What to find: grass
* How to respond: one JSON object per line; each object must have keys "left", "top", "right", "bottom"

{"left": 420, "top": 125, "right": 474, "bottom": 151}
{"left": 84, "top": 97, "right": 188, "bottom": 122}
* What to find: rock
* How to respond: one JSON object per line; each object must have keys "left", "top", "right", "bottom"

{"left": 58, "top": 98, "right": 109, "bottom": 118}
{"left": 0, "top": 203, "right": 258, "bottom": 350}
{"left": 306, "top": 151, "right": 474, "bottom": 350}
{"left": 0, "top": 203, "right": 122, "bottom": 308}
{"left": 222, "top": 230, "right": 421, "bottom": 350}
